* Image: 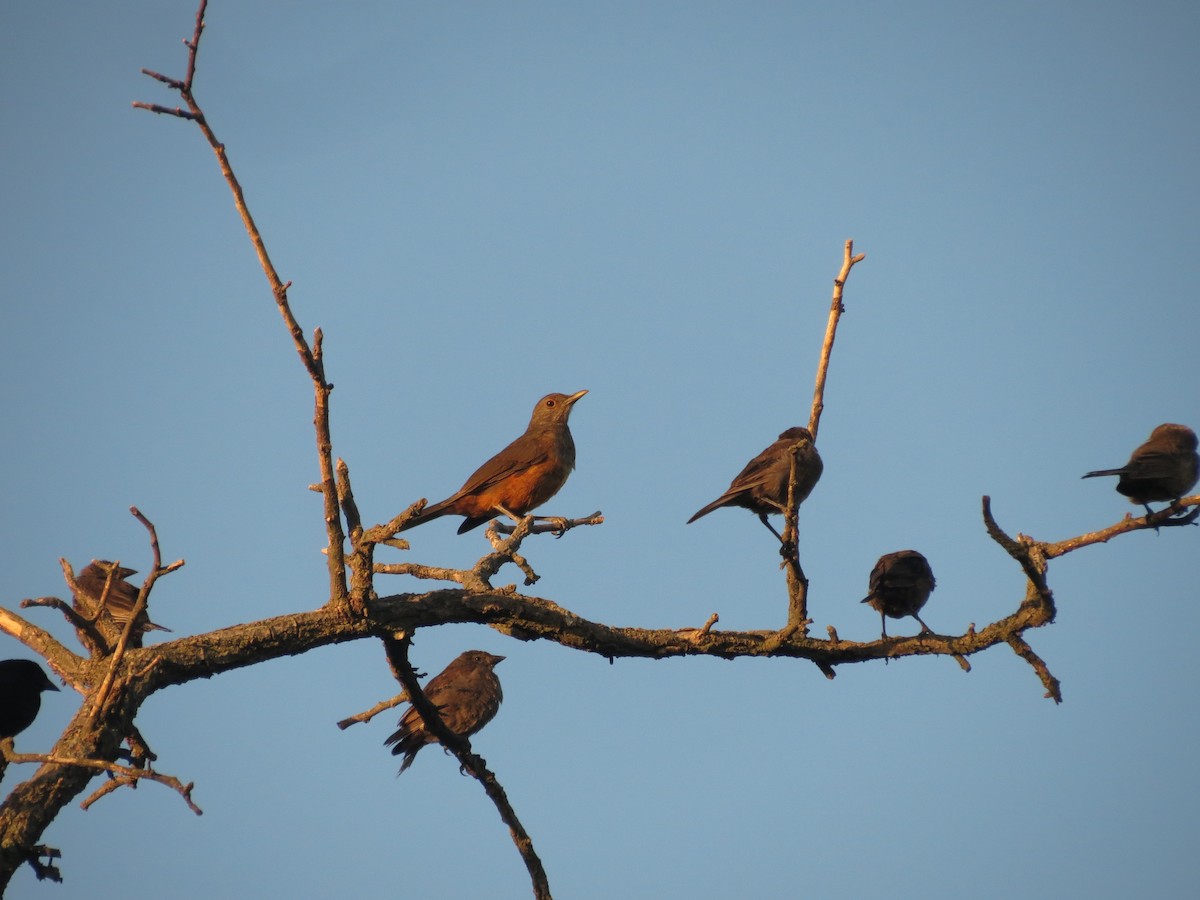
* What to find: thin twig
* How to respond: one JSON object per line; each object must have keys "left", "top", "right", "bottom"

{"left": 1041, "top": 496, "right": 1199, "bottom": 559}
{"left": 808, "top": 239, "right": 864, "bottom": 440}
{"left": 0, "top": 745, "right": 202, "bottom": 816}
{"left": 493, "top": 512, "right": 605, "bottom": 535}
{"left": 133, "top": 6, "right": 350, "bottom": 607}
{"left": 335, "top": 693, "right": 408, "bottom": 730}
{"left": 88, "top": 509, "right": 181, "bottom": 722}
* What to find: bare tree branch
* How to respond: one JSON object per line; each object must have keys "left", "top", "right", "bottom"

{"left": 385, "top": 637, "right": 552, "bottom": 900}
{"left": 1, "top": 744, "right": 201, "bottom": 816}
{"left": 808, "top": 238, "right": 864, "bottom": 440}
{"left": 132, "top": 3, "right": 349, "bottom": 609}
{"left": 0, "top": 1, "right": 1179, "bottom": 893}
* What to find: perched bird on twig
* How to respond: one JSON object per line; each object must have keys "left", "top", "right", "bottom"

{"left": 1082, "top": 423, "right": 1199, "bottom": 515}
{"left": 861, "top": 550, "right": 936, "bottom": 639}
{"left": 385, "top": 650, "right": 505, "bottom": 774}
{"left": 399, "top": 392, "right": 588, "bottom": 534}
{"left": 0, "top": 659, "right": 60, "bottom": 740}
{"left": 73, "top": 561, "right": 171, "bottom": 647}
{"left": 687, "top": 427, "right": 823, "bottom": 542}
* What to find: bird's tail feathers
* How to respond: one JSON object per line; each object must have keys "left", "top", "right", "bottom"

{"left": 686, "top": 500, "right": 722, "bottom": 525}
{"left": 396, "top": 498, "right": 453, "bottom": 532}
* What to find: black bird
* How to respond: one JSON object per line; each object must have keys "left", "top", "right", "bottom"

{"left": 861, "top": 550, "right": 936, "bottom": 639}
{"left": 687, "top": 427, "right": 823, "bottom": 542}
{"left": 0, "top": 659, "right": 60, "bottom": 740}
{"left": 1082, "top": 423, "right": 1199, "bottom": 515}
{"left": 73, "top": 561, "right": 171, "bottom": 644}
{"left": 385, "top": 650, "right": 505, "bottom": 774}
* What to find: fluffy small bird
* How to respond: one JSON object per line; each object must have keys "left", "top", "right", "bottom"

{"left": 73, "top": 561, "right": 172, "bottom": 647}
{"left": 861, "top": 550, "right": 937, "bottom": 639}
{"left": 1082, "top": 423, "right": 1199, "bottom": 515}
{"left": 399, "top": 391, "right": 587, "bottom": 534}
{"left": 687, "top": 427, "right": 823, "bottom": 542}
{"left": 0, "top": 659, "right": 60, "bottom": 740}
{"left": 385, "top": 650, "right": 505, "bottom": 774}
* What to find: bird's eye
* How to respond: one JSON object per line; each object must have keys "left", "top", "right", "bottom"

{"left": 545, "top": 399, "right": 557, "bottom": 408}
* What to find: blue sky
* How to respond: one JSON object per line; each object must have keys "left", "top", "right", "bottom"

{"left": 2, "top": 2, "right": 1198, "bottom": 897}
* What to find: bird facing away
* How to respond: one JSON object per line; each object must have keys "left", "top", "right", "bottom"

{"left": 0, "top": 659, "right": 60, "bottom": 740}
{"left": 687, "top": 427, "right": 823, "bottom": 542}
{"left": 73, "top": 561, "right": 172, "bottom": 647}
{"left": 1081, "top": 423, "right": 1199, "bottom": 514}
{"left": 861, "top": 550, "right": 937, "bottom": 639}
{"left": 399, "top": 391, "right": 588, "bottom": 534}
{"left": 385, "top": 650, "right": 505, "bottom": 775}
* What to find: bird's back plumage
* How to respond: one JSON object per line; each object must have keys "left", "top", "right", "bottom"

{"left": 1082, "top": 423, "right": 1199, "bottom": 506}
{"left": 385, "top": 650, "right": 505, "bottom": 774}
{"left": 861, "top": 550, "right": 937, "bottom": 637}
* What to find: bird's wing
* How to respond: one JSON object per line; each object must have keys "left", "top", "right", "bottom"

{"left": 453, "top": 434, "right": 551, "bottom": 498}
{"left": 1127, "top": 447, "right": 1187, "bottom": 480}
{"left": 687, "top": 446, "right": 783, "bottom": 522}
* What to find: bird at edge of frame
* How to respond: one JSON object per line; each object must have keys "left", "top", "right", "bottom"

{"left": 398, "top": 391, "right": 588, "bottom": 535}
{"left": 0, "top": 659, "right": 60, "bottom": 742}
{"left": 687, "top": 427, "right": 823, "bottom": 543}
{"left": 1081, "top": 423, "right": 1199, "bottom": 516}
{"left": 384, "top": 650, "right": 505, "bottom": 775}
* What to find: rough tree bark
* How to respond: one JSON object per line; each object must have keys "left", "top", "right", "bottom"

{"left": 1, "top": 3, "right": 1196, "bottom": 897}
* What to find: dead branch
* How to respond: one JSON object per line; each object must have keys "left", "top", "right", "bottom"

{"left": 336, "top": 692, "right": 408, "bottom": 731}
{"left": 132, "top": 5, "right": 349, "bottom": 607}
{"left": 87, "top": 509, "right": 181, "bottom": 723}
{"left": 384, "top": 637, "right": 551, "bottom": 900}
{"left": 808, "top": 239, "right": 864, "bottom": 440}
{"left": 1, "top": 745, "right": 201, "bottom": 816}
{"left": 1041, "top": 494, "right": 1200, "bottom": 558}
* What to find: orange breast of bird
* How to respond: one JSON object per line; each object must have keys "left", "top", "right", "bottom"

{"left": 448, "top": 429, "right": 576, "bottom": 519}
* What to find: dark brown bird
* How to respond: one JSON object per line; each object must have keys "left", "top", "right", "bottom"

{"left": 385, "top": 650, "right": 505, "bottom": 774}
{"left": 687, "top": 427, "right": 823, "bottom": 542}
{"left": 399, "top": 391, "right": 588, "bottom": 534}
{"left": 1082, "top": 423, "right": 1199, "bottom": 515}
{"left": 73, "top": 561, "right": 172, "bottom": 640}
{"left": 0, "top": 659, "right": 59, "bottom": 740}
{"left": 861, "top": 550, "right": 936, "bottom": 639}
